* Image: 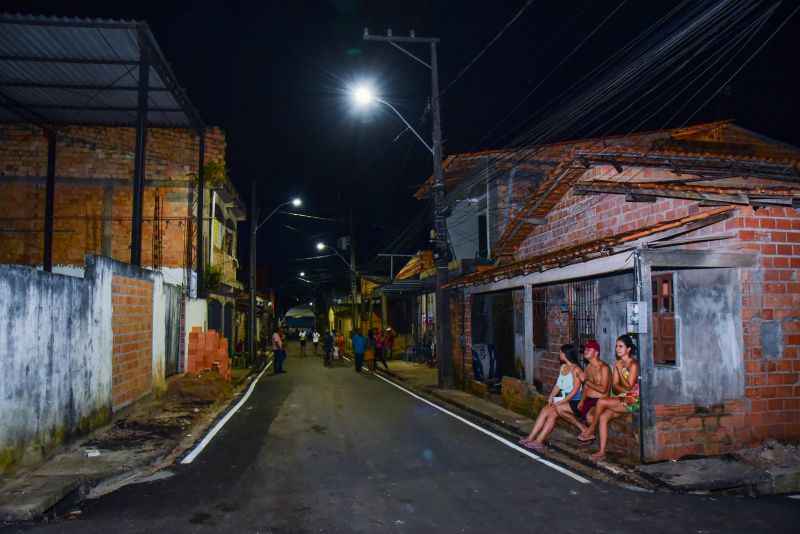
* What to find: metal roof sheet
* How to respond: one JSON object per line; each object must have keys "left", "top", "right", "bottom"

{"left": 0, "top": 13, "right": 202, "bottom": 128}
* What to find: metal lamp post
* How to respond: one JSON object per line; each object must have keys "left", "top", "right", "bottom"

{"left": 354, "top": 29, "right": 452, "bottom": 388}
{"left": 248, "top": 187, "right": 301, "bottom": 367}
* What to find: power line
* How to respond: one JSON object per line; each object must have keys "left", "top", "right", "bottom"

{"left": 441, "top": 0, "right": 537, "bottom": 96}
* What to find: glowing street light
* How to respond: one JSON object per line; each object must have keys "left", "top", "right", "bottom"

{"left": 352, "top": 84, "right": 375, "bottom": 107}
{"left": 248, "top": 192, "right": 302, "bottom": 366}
{"left": 356, "top": 29, "right": 452, "bottom": 388}
{"left": 349, "top": 84, "right": 432, "bottom": 154}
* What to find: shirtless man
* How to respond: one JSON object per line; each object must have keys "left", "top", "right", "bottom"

{"left": 558, "top": 339, "right": 610, "bottom": 438}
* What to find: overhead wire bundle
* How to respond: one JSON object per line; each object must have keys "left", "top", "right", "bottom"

{"left": 361, "top": 0, "right": 796, "bottom": 275}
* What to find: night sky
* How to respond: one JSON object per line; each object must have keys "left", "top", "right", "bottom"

{"left": 3, "top": 1, "right": 799, "bottom": 306}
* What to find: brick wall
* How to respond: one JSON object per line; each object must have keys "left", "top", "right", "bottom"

{"left": 0, "top": 124, "right": 227, "bottom": 268}
{"left": 646, "top": 205, "right": 800, "bottom": 459}
{"left": 460, "top": 293, "right": 472, "bottom": 384}
{"left": 111, "top": 275, "right": 153, "bottom": 409}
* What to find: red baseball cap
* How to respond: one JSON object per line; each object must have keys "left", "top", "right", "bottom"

{"left": 582, "top": 339, "right": 601, "bottom": 352}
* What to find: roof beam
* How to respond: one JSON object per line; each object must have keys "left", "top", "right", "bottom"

{"left": 0, "top": 54, "right": 139, "bottom": 65}
{"left": 574, "top": 183, "right": 750, "bottom": 205}
{"left": 0, "top": 81, "right": 170, "bottom": 92}
{"left": 26, "top": 104, "right": 183, "bottom": 112}
{"left": 625, "top": 193, "right": 657, "bottom": 203}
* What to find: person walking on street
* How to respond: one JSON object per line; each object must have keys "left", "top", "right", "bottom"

{"left": 272, "top": 326, "right": 287, "bottom": 374}
{"left": 373, "top": 327, "right": 389, "bottom": 370}
{"left": 365, "top": 329, "right": 376, "bottom": 373}
{"left": 352, "top": 329, "right": 366, "bottom": 373}
{"left": 299, "top": 328, "right": 307, "bottom": 355}
{"left": 312, "top": 329, "right": 320, "bottom": 354}
{"left": 335, "top": 330, "right": 345, "bottom": 367}
{"left": 323, "top": 330, "right": 334, "bottom": 367}
{"left": 385, "top": 327, "right": 396, "bottom": 359}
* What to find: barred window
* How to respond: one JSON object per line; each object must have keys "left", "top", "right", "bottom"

{"left": 568, "top": 280, "right": 598, "bottom": 348}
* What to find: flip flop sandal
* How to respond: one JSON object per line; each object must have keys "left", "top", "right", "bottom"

{"left": 524, "top": 442, "right": 544, "bottom": 450}
{"left": 577, "top": 434, "right": 595, "bottom": 442}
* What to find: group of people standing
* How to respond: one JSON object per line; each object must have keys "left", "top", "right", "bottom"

{"left": 518, "top": 334, "right": 639, "bottom": 461}
{"left": 350, "top": 327, "right": 393, "bottom": 373}
{"left": 321, "top": 329, "right": 346, "bottom": 367}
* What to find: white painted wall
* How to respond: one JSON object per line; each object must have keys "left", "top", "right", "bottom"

{"left": 0, "top": 256, "right": 113, "bottom": 473}
{"left": 151, "top": 274, "right": 167, "bottom": 394}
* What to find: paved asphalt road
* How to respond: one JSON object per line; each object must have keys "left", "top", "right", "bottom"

{"left": 12, "top": 342, "right": 800, "bottom": 533}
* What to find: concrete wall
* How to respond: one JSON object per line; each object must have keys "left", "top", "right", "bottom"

{"left": 596, "top": 273, "right": 635, "bottom": 365}
{"left": 652, "top": 268, "right": 744, "bottom": 405}
{"left": 447, "top": 199, "right": 481, "bottom": 261}
{"left": 0, "top": 256, "right": 113, "bottom": 474}
{"left": 0, "top": 255, "right": 183, "bottom": 474}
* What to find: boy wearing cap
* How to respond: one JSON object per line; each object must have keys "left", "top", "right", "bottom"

{"left": 570, "top": 340, "right": 610, "bottom": 437}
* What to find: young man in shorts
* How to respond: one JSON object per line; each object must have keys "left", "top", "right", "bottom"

{"left": 555, "top": 339, "right": 610, "bottom": 438}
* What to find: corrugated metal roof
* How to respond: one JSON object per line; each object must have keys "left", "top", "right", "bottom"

{"left": 0, "top": 13, "right": 203, "bottom": 128}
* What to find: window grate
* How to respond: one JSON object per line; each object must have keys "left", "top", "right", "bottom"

{"left": 569, "top": 280, "right": 598, "bottom": 348}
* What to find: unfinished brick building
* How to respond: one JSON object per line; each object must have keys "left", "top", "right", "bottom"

{"left": 417, "top": 120, "right": 800, "bottom": 463}
{"left": 0, "top": 15, "right": 246, "bottom": 473}
{"left": 0, "top": 124, "right": 242, "bottom": 280}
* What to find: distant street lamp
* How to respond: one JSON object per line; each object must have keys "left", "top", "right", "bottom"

{"left": 249, "top": 187, "right": 302, "bottom": 366}
{"left": 317, "top": 241, "right": 358, "bottom": 338}
{"left": 351, "top": 29, "right": 452, "bottom": 388}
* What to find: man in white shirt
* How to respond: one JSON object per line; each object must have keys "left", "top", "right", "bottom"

{"left": 299, "top": 328, "right": 307, "bottom": 355}
{"left": 312, "top": 330, "right": 320, "bottom": 354}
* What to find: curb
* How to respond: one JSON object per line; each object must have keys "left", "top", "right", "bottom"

{"left": 375, "top": 365, "right": 663, "bottom": 492}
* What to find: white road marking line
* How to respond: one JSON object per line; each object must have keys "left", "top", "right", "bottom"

{"left": 369, "top": 369, "right": 590, "bottom": 484}
{"left": 181, "top": 361, "right": 272, "bottom": 464}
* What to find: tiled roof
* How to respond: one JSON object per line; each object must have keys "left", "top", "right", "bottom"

{"left": 444, "top": 206, "right": 735, "bottom": 290}
{"left": 488, "top": 122, "right": 800, "bottom": 258}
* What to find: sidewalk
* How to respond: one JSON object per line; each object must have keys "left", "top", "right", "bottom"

{"left": 374, "top": 359, "right": 800, "bottom": 495}
{"left": 0, "top": 368, "right": 257, "bottom": 523}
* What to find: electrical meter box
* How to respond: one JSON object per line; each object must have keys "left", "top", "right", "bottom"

{"left": 626, "top": 301, "right": 648, "bottom": 333}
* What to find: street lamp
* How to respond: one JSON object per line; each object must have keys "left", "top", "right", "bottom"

{"left": 248, "top": 187, "right": 302, "bottom": 367}
{"left": 351, "top": 29, "right": 452, "bottom": 388}
{"left": 316, "top": 241, "right": 358, "bottom": 341}
{"left": 350, "top": 84, "right": 433, "bottom": 154}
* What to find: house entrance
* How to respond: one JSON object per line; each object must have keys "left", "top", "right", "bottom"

{"left": 471, "top": 291, "right": 522, "bottom": 382}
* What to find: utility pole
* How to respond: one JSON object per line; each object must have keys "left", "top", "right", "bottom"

{"left": 249, "top": 179, "right": 257, "bottom": 367}
{"left": 349, "top": 209, "right": 358, "bottom": 335}
{"left": 364, "top": 30, "right": 453, "bottom": 388}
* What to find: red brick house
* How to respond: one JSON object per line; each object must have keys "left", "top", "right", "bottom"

{"left": 418, "top": 120, "right": 800, "bottom": 463}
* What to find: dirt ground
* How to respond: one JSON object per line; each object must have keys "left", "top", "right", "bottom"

{"left": 734, "top": 441, "right": 800, "bottom": 470}
{"left": 81, "top": 374, "right": 232, "bottom": 453}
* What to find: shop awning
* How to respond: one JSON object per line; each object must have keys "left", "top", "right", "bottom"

{"left": 375, "top": 278, "right": 435, "bottom": 294}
